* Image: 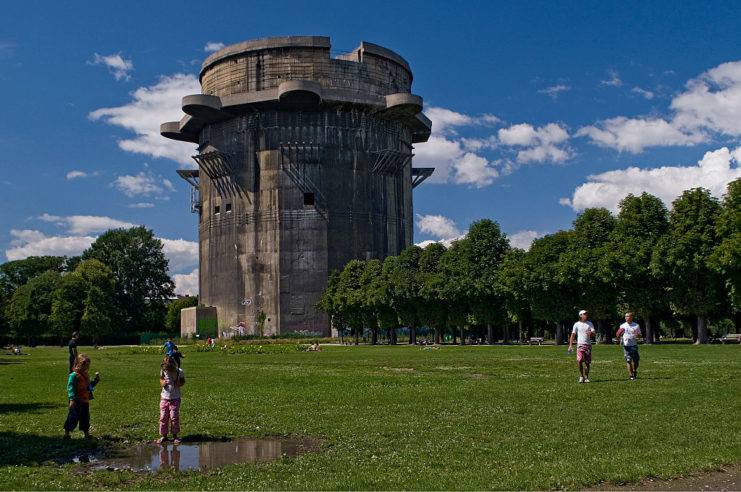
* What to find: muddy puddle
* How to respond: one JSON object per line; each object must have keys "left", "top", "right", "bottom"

{"left": 70, "top": 437, "right": 317, "bottom": 472}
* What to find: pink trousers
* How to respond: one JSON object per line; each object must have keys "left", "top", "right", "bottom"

{"left": 159, "top": 398, "right": 181, "bottom": 436}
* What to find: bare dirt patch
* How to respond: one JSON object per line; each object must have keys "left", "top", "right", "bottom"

{"left": 589, "top": 463, "right": 741, "bottom": 491}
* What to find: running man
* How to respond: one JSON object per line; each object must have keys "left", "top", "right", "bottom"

{"left": 568, "top": 310, "right": 596, "bottom": 383}
{"left": 615, "top": 312, "right": 642, "bottom": 380}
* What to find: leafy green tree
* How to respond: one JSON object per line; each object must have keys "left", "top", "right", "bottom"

{"left": 317, "top": 270, "right": 346, "bottom": 342}
{"left": 710, "top": 178, "right": 741, "bottom": 312}
{"left": 335, "top": 260, "right": 367, "bottom": 344}
{"left": 82, "top": 226, "right": 174, "bottom": 332}
{"left": 498, "top": 248, "right": 530, "bottom": 343}
{"left": 418, "top": 243, "right": 448, "bottom": 344}
{"left": 165, "top": 296, "right": 199, "bottom": 333}
{"left": 391, "top": 246, "right": 423, "bottom": 344}
{"left": 560, "top": 208, "right": 618, "bottom": 343}
{"left": 652, "top": 188, "right": 723, "bottom": 344}
{"left": 0, "top": 256, "right": 68, "bottom": 336}
{"left": 361, "top": 259, "right": 385, "bottom": 344}
{"left": 521, "top": 231, "right": 577, "bottom": 343}
{"left": 439, "top": 239, "right": 475, "bottom": 344}
{"left": 604, "top": 193, "right": 669, "bottom": 343}
{"left": 467, "top": 219, "right": 510, "bottom": 343}
{"left": 48, "top": 273, "right": 86, "bottom": 342}
{"left": 7, "top": 270, "right": 61, "bottom": 341}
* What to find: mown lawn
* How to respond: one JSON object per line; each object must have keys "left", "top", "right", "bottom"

{"left": 0, "top": 344, "right": 739, "bottom": 490}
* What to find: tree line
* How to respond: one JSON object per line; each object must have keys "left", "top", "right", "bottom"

{"left": 318, "top": 179, "right": 741, "bottom": 345}
{"left": 0, "top": 226, "right": 181, "bottom": 344}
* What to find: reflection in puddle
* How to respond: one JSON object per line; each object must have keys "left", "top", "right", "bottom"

{"left": 87, "top": 437, "right": 316, "bottom": 472}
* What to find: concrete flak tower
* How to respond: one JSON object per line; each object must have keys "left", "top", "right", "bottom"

{"left": 161, "top": 36, "right": 432, "bottom": 336}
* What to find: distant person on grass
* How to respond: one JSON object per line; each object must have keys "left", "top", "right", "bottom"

{"left": 171, "top": 346, "right": 185, "bottom": 367}
{"left": 162, "top": 337, "right": 176, "bottom": 356}
{"left": 569, "top": 309, "right": 596, "bottom": 383}
{"left": 68, "top": 331, "right": 79, "bottom": 372}
{"left": 615, "top": 312, "right": 642, "bottom": 380}
{"left": 64, "top": 354, "right": 100, "bottom": 440}
{"left": 158, "top": 355, "right": 185, "bottom": 445}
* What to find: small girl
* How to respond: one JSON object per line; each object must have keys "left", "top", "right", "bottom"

{"left": 158, "top": 355, "right": 185, "bottom": 444}
{"left": 64, "top": 354, "right": 100, "bottom": 439}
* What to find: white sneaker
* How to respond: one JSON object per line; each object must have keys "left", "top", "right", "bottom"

{"left": 579, "top": 376, "right": 584, "bottom": 383}
{"left": 584, "top": 378, "right": 591, "bottom": 383}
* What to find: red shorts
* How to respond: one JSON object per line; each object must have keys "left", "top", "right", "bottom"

{"left": 576, "top": 344, "right": 591, "bottom": 364}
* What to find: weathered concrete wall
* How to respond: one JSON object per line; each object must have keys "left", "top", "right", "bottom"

{"left": 180, "top": 306, "right": 218, "bottom": 338}
{"left": 162, "top": 36, "right": 431, "bottom": 336}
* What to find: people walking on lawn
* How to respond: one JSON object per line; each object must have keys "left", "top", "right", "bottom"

{"left": 158, "top": 355, "right": 185, "bottom": 444}
{"left": 162, "top": 337, "right": 176, "bottom": 355}
{"left": 64, "top": 354, "right": 100, "bottom": 439}
{"left": 569, "top": 309, "right": 596, "bottom": 383}
{"left": 616, "top": 312, "right": 642, "bottom": 380}
{"left": 67, "top": 331, "right": 79, "bottom": 372}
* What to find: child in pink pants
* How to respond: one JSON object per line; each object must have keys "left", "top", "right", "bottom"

{"left": 158, "top": 355, "right": 185, "bottom": 444}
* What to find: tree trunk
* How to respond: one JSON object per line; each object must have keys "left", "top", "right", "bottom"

{"left": 452, "top": 326, "right": 457, "bottom": 345}
{"left": 487, "top": 323, "right": 494, "bottom": 345}
{"left": 371, "top": 327, "right": 378, "bottom": 345}
{"left": 390, "top": 328, "right": 397, "bottom": 345}
{"left": 691, "top": 320, "right": 698, "bottom": 343}
{"left": 653, "top": 319, "right": 661, "bottom": 343}
{"left": 502, "top": 324, "right": 510, "bottom": 344}
{"left": 696, "top": 315, "right": 709, "bottom": 344}
{"left": 354, "top": 330, "right": 359, "bottom": 345}
{"left": 459, "top": 325, "right": 465, "bottom": 345}
{"left": 518, "top": 321, "right": 524, "bottom": 343}
{"left": 555, "top": 321, "right": 564, "bottom": 345}
{"left": 409, "top": 326, "right": 416, "bottom": 345}
{"left": 434, "top": 327, "right": 441, "bottom": 344}
{"left": 644, "top": 316, "right": 653, "bottom": 345}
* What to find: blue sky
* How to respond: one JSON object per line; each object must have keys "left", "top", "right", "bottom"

{"left": 2, "top": 0, "right": 741, "bottom": 295}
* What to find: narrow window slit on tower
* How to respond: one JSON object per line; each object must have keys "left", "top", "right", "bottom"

{"left": 214, "top": 205, "right": 220, "bottom": 214}
{"left": 303, "top": 193, "right": 315, "bottom": 206}
{"left": 225, "top": 203, "right": 232, "bottom": 213}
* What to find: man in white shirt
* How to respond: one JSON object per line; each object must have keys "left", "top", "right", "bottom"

{"left": 615, "top": 312, "right": 642, "bottom": 380}
{"left": 568, "top": 310, "right": 596, "bottom": 383}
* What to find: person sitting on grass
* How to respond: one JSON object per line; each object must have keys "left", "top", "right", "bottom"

{"left": 64, "top": 354, "right": 100, "bottom": 440}
{"left": 158, "top": 355, "right": 185, "bottom": 445}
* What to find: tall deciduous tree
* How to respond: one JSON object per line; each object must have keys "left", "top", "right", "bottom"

{"left": 317, "top": 270, "right": 345, "bottom": 342}
{"left": 604, "top": 193, "right": 669, "bottom": 343}
{"left": 418, "top": 243, "right": 448, "bottom": 344}
{"left": 7, "top": 270, "right": 61, "bottom": 342}
{"left": 439, "top": 239, "right": 475, "bottom": 344}
{"left": 521, "top": 231, "right": 577, "bottom": 343}
{"left": 165, "top": 296, "right": 199, "bottom": 334}
{"left": 498, "top": 248, "right": 530, "bottom": 343}
{"left": 391, "top": 246, "right": 423, "bottom": 344}
{"left": 467, "top": 220, "right": 510, "bottom": 343}
{"left": 82, "top": 226, "right": 174, "bottom": 332}
{"left": 560, "top": 208, "right": 618, "bottom": 343}
{"left": 335, "top": 260, "right": 367, "bottom": 345}
{"left": 710, "top": 178, "right": 741, "bottom": 312}
{"left": 652, "top": 188, "right": 723, "bottom": 344}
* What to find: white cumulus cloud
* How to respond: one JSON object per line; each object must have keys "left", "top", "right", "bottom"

{"left": 88, "top": 53, "right": 134, "bottom": 81}
{"left": 173, "top": 268, "right": 199, "bottom": 296}
{"left": 38, "top": 214, "right": 136, "bottom": 235}
{"left": 66, "top": 170, "right": 88, "bottom": 180}
{"left": 415, "top": 214, "right": 461, "bottom": 239}
{"left": 580, "top": 60, "right": 741, "bottom": 153}
{"left": 160, "top": 238, "right": 198, "bottom": 272}
{"left": 538, "top": 84, "right": 571, "bottom": 100}
{"left": 560, "top": 146, "right": 741, "bottom": 212}
{"left": 631, "top": 87, "right": 655, "bottom": 100}
{"left": 113, "top": 170, "right": 174, "bottom": 198}
{"left": 5, "top": 230, "right": 96, "bottom": 261}
{"left": 507, "top": 230, "right": 542, "bottom": 251}
{"left": 89, "top": 73, "right": 200, "bottom": 166}
{"left": 204, "top": 42, "right": 225, "bottom": 53}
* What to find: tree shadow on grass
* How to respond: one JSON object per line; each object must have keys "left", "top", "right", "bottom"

{"left": 588, "top": 377, "right": 672, "bottom": 383}
{"left": 0, "top": 431, "right": 122, "bottom": 467}
{"left": 0, "top": 402, "right": 57, "bottom": 414}
{"left": 0, "top": 357, "right": 24, "bottom": 364}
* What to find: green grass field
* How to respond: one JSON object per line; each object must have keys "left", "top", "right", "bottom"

{"left": 1, "top": 344, "right": 739, "bottom": 490}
